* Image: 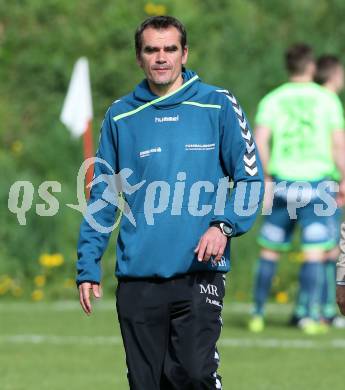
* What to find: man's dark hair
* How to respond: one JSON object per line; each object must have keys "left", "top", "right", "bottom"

{"left": 314, "top": 55, "right": 342, "bottom": 85}
{"left": 135, "top": 16, "right": 187, "bottom": 58}
{"left": 285, "top": 43, "right": 314, "bottom": 75}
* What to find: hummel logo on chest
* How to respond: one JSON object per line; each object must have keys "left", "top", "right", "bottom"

{"left": 155, "top": 115, "right": 179, "bottom": 123}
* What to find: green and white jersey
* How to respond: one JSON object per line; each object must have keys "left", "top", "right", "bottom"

{"left": 323, "top": 89, "right": 345, "bottom": 181}
{"left": 255, "top": 82, "right": 344, "bottom": 181}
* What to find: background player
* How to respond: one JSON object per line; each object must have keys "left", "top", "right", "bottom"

{"left": 292, "top": 55, "right": 345, "bottom": 327}
{"left": 248, "top": 44, "right": 344, "bottom": 334}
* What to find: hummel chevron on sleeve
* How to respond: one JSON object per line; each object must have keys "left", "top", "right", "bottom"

{"left": 211, "top": 90, "right": 264, "bottom": 236}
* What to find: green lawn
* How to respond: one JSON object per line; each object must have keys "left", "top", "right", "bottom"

{"left": 1, "top": 300, "right": 344, "bottom": 390}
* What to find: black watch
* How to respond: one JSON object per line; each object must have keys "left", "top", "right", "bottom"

{"left": 210, "top": 222, "right": 233, "bottom": 237}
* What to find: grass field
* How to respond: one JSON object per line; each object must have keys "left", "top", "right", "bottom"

{"left": 1, "top": 300, "right": 345, "bottom": 390}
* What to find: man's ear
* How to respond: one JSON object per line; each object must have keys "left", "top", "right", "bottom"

{"left": 182, "top": 46, "right": 189, "bottom": 65}
{"left": 136, "top": 54, "right": 143, "bottom": 68}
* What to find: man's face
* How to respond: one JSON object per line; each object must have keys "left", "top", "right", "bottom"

{"left": 305, "top": 61, "right": 316, "bottom": 78}
{"left": 333, "top": 65, "right": 345, "bottom": 93}
{"left": 137, "top": 26, "right": 188, "bottom": 88}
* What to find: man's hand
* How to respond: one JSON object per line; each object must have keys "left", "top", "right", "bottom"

{"left": 336, "top": 285, "right": 345, "bottom": 316}
{"left": 78, "top": 282, "right": 102, "bottom": 315}
{"left": 262, "top": 176, "right": 273, "bottom": 213}
{"left": 336, "top": 179, "right": 345, "bottom": 207}
{"left": 194, "top": 227, "right": 228, "bottom": 263}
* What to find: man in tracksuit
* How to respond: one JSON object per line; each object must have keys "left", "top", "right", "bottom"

{"left": 77, "top": 16, "right": 264, "bottom": 389}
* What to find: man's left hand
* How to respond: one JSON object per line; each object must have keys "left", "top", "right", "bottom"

{"left": 336, "top": 179, "right": 345, "bottom": 207}
{"left": 194, "top": 227, "right": 228, "bottom": 262}
{"left": 336, "top": 285, "right": 345, "bottom": 316}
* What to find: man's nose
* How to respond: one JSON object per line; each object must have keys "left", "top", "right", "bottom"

{"left": 155, "top": 49, "right": 167, "bottom": 63}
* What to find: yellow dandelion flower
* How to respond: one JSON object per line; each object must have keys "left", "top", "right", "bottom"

{"left": 51, "top": 253, "right": 64, "bottom": 267}
{"left": 0, "top": 275, "right": 13, "bottom": 294}
{"left": 275, "top": 291, "right": 289, "bottom": 304}
{"left": 0, "top": 285, "right": 8, "bottom": 295}
{"left": 34, "top": 275, "right": 46, "bottom": 287}
{"left": 144, "top": 3, "right": 167, "bottom": 16}
{"left": 144, "top": 2, "right": 155, "bottom": 15}
{"left": 155, "top": 5, "right": 167, "bottom": 15}
{"left": 295, "top": 252, "right": 304, "bottom": 263}
{"left": 11, "top": 140, "right": 23, "bottom": 155}
{"left": 0, "top": 275, "right": 12, "bottom": 284}
{"left": 288, "top": 251, "right": 304, "bottom": 263}
{"left": 32, "top": 289, "right": 44, "bottom": 301}
{"left": 39, "top": 253, "right": 52, "bottom": 267}
{"left": 39, "top": 253, "right": 64, "bottom": 268}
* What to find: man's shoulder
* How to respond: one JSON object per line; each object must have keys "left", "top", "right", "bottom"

{"left": 196, "top": 81, "right": 238, "bottom": 105}
{"left": 105, "top": 92, "right": 137, "bottom": 120}
{"left": 258, "top": 83, "right": 291, "bottom": 105}
{"left": 317, "top": 86, "right": 342, "bottom": 106}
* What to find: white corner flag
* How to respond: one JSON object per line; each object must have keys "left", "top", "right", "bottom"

{"left": 61, "top": 57, "right": 94, "bottom": 199}
{"left": 60, "top": 57, "right": 93, "bottom": 137}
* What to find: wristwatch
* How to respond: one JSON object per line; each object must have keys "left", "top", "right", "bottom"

{"left": 210, "top": 221, "right": 233, "bottom": 238}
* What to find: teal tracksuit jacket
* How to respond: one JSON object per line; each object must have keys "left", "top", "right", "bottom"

{"left": 76, "top": 69, "right": 264, "bottom": 283}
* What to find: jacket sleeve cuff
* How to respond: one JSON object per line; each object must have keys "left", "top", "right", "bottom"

{"left": 209, "top": 218, "right": 235, "bottom": 234}
{"left": 76, "top": 280, "right": 100, "bottom": 287}
{"left": 336, "top": 266, "right": 345, "bottom": 283}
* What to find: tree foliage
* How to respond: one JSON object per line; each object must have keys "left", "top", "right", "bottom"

{"left": 0, "top": 0, "right": 344, "bottom": 298}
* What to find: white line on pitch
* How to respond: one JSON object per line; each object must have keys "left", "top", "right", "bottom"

{"left": 0, "top": 301, "right": 292, "bottom": 314}
{"left": 1, "top": 335, "right": 345, "bottom": 349}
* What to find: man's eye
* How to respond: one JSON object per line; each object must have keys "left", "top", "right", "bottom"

{"left": 166, "top": 47, "right": 178, "bottom": 52}
{"left": 144, "top": 47, "right": 156, "bottom": 54}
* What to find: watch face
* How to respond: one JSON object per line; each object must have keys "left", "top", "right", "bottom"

{"left": 221, "top": 223, "right": 232, "bottom": 236}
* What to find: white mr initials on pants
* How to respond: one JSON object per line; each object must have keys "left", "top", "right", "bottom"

{"left": 199, "top": 284, "right": 219, "bottom": 297}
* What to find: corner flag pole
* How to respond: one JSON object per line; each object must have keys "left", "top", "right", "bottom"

{"left": 83, "top": 119, "right": 94, "bottom": 199}
{"left": 60, "top": 57, "right": 94, "bottom": 200}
